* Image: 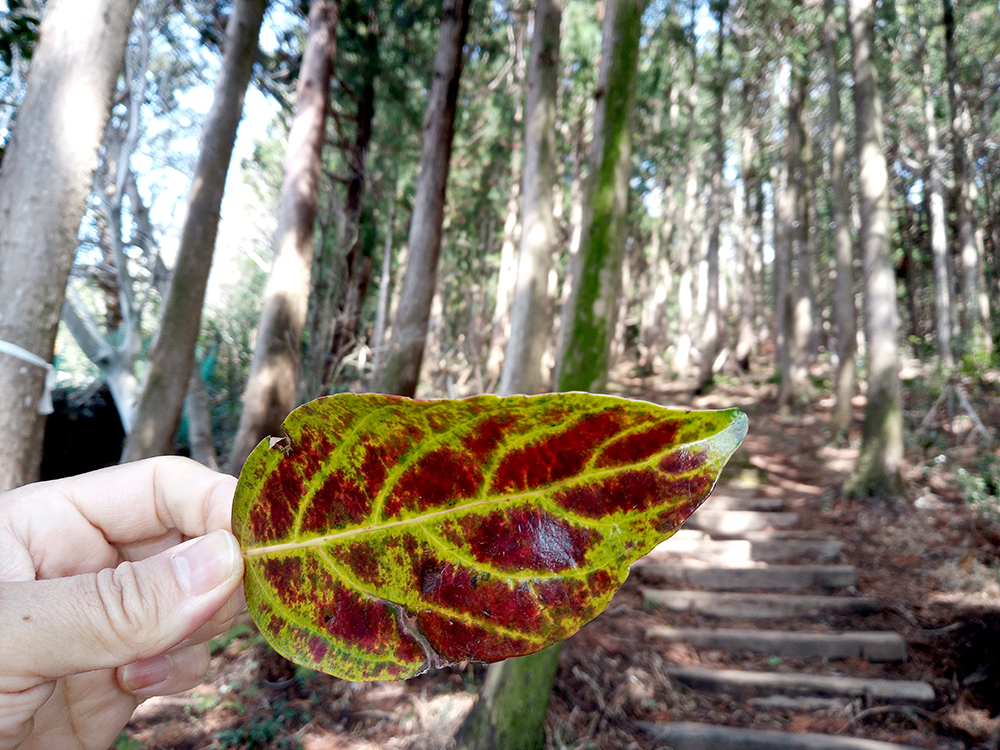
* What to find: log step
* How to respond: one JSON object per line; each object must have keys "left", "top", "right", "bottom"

{"left": 643, "top": 589, "right": 881, "bottom": 619}
{"left": 646, "top": 626, "right": 907, "bottom": 662}
{"left": 639, "top": 722, "right": 925, "bottom": 750}
{"left": 647, "top": 537, "right": 843, "bottom": 564}
{"left": 750, "top": 538, "right": 844, "bottom": 563}
{"left": 635, "top": 564, "right": 857, "bottom": 591}
{"left": 685, "top": 510, "right": 800, "bottom": 536}
{"left": 666, "top": 666, "right": 935, "bottom": 704}
{"left": 703, "top": 495, "right": 787, "bottom": 511}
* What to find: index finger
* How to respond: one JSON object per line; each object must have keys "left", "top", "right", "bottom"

{"left": 6, "top": 456, "right": 238, "bottom": 545}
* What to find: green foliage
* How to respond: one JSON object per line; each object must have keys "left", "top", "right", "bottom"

{"left": 210, "top": 621, "right": 257, "bottom": 656}
{"left": 958, "top": 455, "right": 1000, "bottom": 523}
{"left": 112, "top": 733, "right": 145, "bottom": 750}
{"left": 213, "top": 699, "right": 310, "bottom": 750}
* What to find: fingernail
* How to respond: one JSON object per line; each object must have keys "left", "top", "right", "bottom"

{"left": 121, "top": 654, "right": 169, "bottom": 692}
{"left": 171, "top": 530, "right": 239, "bottom": 596}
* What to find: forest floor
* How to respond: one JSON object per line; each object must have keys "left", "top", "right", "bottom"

{"left": 120, "top": 362, "right": 1000, "bottom": 750}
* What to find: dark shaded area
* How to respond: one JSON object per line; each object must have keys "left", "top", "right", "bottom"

{"left": 40, "top": 383, "right": 124, "bottom": 480}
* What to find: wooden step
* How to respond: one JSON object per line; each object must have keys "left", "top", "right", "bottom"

{"left": 685, "top": 510, "right": 800, "bottom": 536}
{"left": 635, "top": 564, "right": 857, "bottom": 591}
{"left": 643, "top": 589, "right": 881, "bottom": 619}
{"left": 648, "top": 537, "right": 843, "bottom": 564}
{"left": 750, "top": 538, "right": 844, "bottom": 563}
{"left": 639, "top": 722, "right": 925, "bottom": 750}
{"left": 703, "top": 495, "right": 787, "bottom": 511}
{"left": 665, "top": 666, "right": 935, "bottom": 705}
{"left": 646, "top": 626, "right": 907, "bottom": 662}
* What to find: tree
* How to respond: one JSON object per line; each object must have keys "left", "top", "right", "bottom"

{"left": 226, "top": 0, "right": 341, "bottom": 474}
{"left": 844, "top": 0, "right": 905, "bottom": 501}
{"left": 696, "top": 0, "right": 727, "bottom": 392}
{"left": 121, "top": 0, "right": 268, "bottom": 462}
{"left": 943, "top": 0, "right": 990, "bottom": 356}
{"left": 374, "top": 0, "right": 474, "bottom": 398}
{"left": 456, "top": 3, "right": 564, "bottom": 748}
{"left": 498, "top": 0, "right": 563, "bottom": 397}
{"left": 0, "top": 0, "right": 138, "bottom": 491}
{"left": 557, "top": 0, "right": 644, "bottom": 393}
{"left": 917, "top": 6, "right": 953, "bottom": 371}
{"left": 824, "top": 0, "right": 858, "bottom": 442}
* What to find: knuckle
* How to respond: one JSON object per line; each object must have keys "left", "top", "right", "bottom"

{"left": 93, "top": 562, "right": 161, "bottom": 657}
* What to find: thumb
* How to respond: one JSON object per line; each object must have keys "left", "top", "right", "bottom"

{"left": 0, "top": 530, "right": 243, "bottom": 685}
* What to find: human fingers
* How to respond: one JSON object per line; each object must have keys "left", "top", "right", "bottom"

{"left": 119, "top": 642, "right": 212, "bottom": 697}
{"left": 0, "top": 530, "right": 242, "bottom": 688}
{"left": 6, "top": 457, "right": 237, "bottom": 556}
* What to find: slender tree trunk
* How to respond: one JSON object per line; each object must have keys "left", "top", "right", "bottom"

{"left": 734, "top": 61, "right": 758, "bottom": 372}
{"left": 672, "top": 38, "right": 699, "bottom": 377}
{"left": 484, "top": 15, "right": 526, "bottom": 386}
{"left": 122, "top": 0, "right": 267, "bottom": 462}
{"left": 825, "top": 0, "right": 858, "bottom": 442}
{"left": 0, "top": 0, "right": 137, "bottom": 491}
{"left": 696, "top": 3, "right": 727, "bottom": 392}
{"left": 943, "top": 0, "right": 989, "bottom": 355}
{"left": 185, "top": 360, "right": 219, "bottom": 470}
{"left": 779, "top": 64, "right": 811, "bottom": 410}
{"left": 459, "top": 5, "right": 643, "bottom": 749}
{"left": 370, "top": 183, "right": 397, "bottom": 379}
{"left": 499, "top": 0, "right": 563, "bottom": 397}
{"left": 557, "top": 0, "right": 644, "bottom": 393}
{"left": 374, "top": 0, "right": 473, "bottom": 398}
{"left": 845, "top": 0, "right": 905, "bottom": 501}
{"left": 225, "top": 0, "right": 340, "bottom": 474}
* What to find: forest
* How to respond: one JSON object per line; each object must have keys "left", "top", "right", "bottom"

{"left": 2, "top": 0, "right": 1000, "bottom": 747}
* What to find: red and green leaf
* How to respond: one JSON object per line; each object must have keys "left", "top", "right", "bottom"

{"left": 232, "top": 392, "right": 747, "bottom": 681}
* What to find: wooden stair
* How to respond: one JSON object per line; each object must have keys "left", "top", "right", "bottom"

{"left": 635, "top": 492, "right": 933, "bottom": 749}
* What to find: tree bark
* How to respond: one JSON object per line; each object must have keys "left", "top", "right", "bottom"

{"left": 484, "top": 15, "right": 527, "bottom": 387}
{"left": 122, "top": 0, "right": 267, "bottom": 463}
{"left": 0, "top": 0, "right": 138, "bottom": 491}
{"left": 672, "top": 34, "right": 699, "bottom": 377}
{"left": 185, "top": 360, "right": 219, "bottom": 470}
{"left": 556, "top": 0, "right": 643, "bottom": 394}
{"left": 499, "top": 0, "right": 563, "bottom": 397}
{"left": 696, "top": 2, "right": 727, "bottom": 393}
{"left": 943, "top": 0, "right": 990, "bottom": 355}
{"left": 825, "top": 0, "right": 858, "bottom": 442}
{"left": 374, "top": 0, "right": 473, "bottom": 398}
{"left": 844, "top": 0, "right": 905, "bottom": 502}
{"left": 226, "top": 0, "right": 340, "bottom": 474}
{"left": 778, "top": 63, "right": 812, "bottom": 410}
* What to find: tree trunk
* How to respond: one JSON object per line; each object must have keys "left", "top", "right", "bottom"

{"left": 225, "top": 0, "right": 340, "bottom": 474}
{"left": 484, "top": 15, "right": 527, "bottom": 388}
{"left": 499, "top": 0, "right": 563, "bottom": 397}
{"left": 844, "top": 0, "right": 905, "bottom": 502}
{"left": 557, "top": 0, "right": 643, "bottom": 394}
{"left": 943, "top": 0, "right": 989, "bottom": 355}
{"left": 308, "top": 6, "right": 380, "bottom": 397}
{"left": 374, "top": 0, "right": 473, "bottom": 398}
{"left": 778, "top": 63, "right": 812, "bottom": 410}
{"left": 185, "top": 360, "right": 219, "bottom": 470}
{"left": 696, "top": 3, "right": 727, "bottom": 393}
{"left": 825, "top": 0, "right": 858, "bottom": 442}
{"left": 370, "top": 182, "right": 397, "bottom": 380}
{"left": 0, "top": 0, "right": 137, "bottom": 491}
{"left": 672, "top": 39, "right": 700, "bottom": 377}
{"left": 122, "top": 0, "right": 267, "bottom": 463}
{"left": 459, "top": 5, "right": 642, "bottom": 748}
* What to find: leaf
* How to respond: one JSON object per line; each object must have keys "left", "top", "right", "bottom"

{"left": 232, "top": 393, "right": 747, "bottom": 681}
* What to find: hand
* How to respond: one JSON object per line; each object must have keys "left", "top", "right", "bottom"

{"left": 0, "top": 457, "right": 245, "bottom": 750}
